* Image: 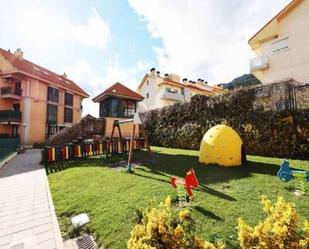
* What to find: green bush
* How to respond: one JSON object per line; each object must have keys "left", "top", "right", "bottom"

{"left": 142, "top": 88, "right": 309, "bottom": 159}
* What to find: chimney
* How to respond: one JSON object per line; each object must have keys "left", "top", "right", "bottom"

{"left": 14, "top": 48, "right": 23, "bottom": 59}
{"left": 189, "top": 80, "right": 193, "bottom": 84}
{"left": 164, "top": 73, "right": 169, "bottom": 78}
{"left": 62, "top": 72, "right": 67, "bottom": 78}
{"left": 201, "top": 79, "right": 204, "bottom": 83}
{"left": 197, "top": 78, "right": 201, "bottom": 83}
{"left": 156, "top": 71, "right": 160, "bottom": 77}
{"left": 204, "top": 81, "right": 208, "bottom": 85}
{"left": 150, "top": 68, "right": 156, "bottom": 76}
{"left": 182, "top": 78, "right": 188, "bottom": 84}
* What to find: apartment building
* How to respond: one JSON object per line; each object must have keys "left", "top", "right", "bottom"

{"left": 0, "top": 48, "right": 89, "bottom": 145}
{"left": 137, "top": 68, "right": 223, "bottom": 112}
{"left": 93, "top": 82, "right": 144, "bottom": 137}
{"left": 249, "top": 0, "right": 309, "bottom": 83}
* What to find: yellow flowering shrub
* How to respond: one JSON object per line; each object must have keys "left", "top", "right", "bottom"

{"left": 238, "top": 195, "right": 309, "bottom": 249}
{"left": 128, "top": 196, "right": 225, "bottom": 249}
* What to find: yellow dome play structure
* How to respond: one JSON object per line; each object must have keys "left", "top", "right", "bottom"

{"left": 199, "top": 124, "right": 246, "bottom": 167}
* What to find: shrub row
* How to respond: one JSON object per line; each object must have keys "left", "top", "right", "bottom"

{"left": 142, "top": 87, "right": 309, "bottom": 159}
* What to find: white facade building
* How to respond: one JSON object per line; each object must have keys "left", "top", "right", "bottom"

{"left": 137, "top": 68, "right": 223, "bottom": 112}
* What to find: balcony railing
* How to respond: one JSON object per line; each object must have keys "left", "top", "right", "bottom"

{"left": 250, "top": 55, "right": 269, "bottom": 72}
{"left": 0, "top": 110, "right": 22, "bottom": 124}
{"left": 160, "top": 89, "right": 185, "bottom": 102}
{"left": 0, "top": 87, "right": 22, "bottom": 98}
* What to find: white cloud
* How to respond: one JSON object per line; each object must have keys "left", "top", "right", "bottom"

{"left": 128, "top": 0, "right": 292, "bottom": 84}
{"left": 0, "top": 2, "right": 110, "bottom": 52}
{"left": 63, "top": 58, "right": 152, "bottom": 117}
{"left": 69, "top": 8, "right": 111, "bottom": 50}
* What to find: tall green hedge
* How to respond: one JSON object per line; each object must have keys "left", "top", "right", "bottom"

{"left": 142, "top": 87, "right": 309, "bottom": 159}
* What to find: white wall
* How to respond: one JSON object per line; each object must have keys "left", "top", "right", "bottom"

{"left": 256, "top": 0, "right": 309, "bottom": 83}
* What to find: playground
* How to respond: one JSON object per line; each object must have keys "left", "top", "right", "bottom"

{"left": 48, "top": 146, "right": 309, "bottom": 249}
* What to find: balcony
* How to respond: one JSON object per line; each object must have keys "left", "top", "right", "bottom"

{"left": 250, "top": 55, "right": 269, "bottom": 72}
{"left": 0, "top": 87, "right": 22, "bottom": 100}
{"left": 160, "top": 89, "right": 185, "bottom": 102}
{"left": 0, "top": 110, "right": 22, "bottom": 124}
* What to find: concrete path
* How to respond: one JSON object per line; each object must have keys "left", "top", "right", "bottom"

{"left": 0, "top": 150, "right": 63, "bottom": 249}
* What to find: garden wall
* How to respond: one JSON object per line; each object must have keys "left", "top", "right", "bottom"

{"left": 0, "top": 137, "right": 19, "bottom": 162}
{"left": 141, "top": 82, "right": 309, "bottom": 159}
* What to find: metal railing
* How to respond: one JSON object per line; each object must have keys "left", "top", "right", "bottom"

{"left": 0, "top": 110, "right": 22, "bottom": 123}
{"left": 0, "top": 87, "right": 22, "bottom": 96}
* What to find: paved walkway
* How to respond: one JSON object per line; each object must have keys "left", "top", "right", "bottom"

{"left": 0, "top": 150, "right": 63, "bottom": 249}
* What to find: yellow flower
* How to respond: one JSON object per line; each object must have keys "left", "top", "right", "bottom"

{"left": 174, "top": 224, "right": 184, "bottom": 238}
{"left": 164, "top": 195, "right": 171, "bottom": 209}
{"left": 179, "top": 209, "right": 191, "bottom": 221}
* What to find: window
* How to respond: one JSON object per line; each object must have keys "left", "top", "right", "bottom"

{"left": 111, "top": 98, "right": 120, "bottom": 117}
{"left": 272, "top": 37, "right": 289, "bottom": 53}
{"left": 47, "top": 104, "right": 58, "bottom": 124}
{"left": 46, "top": 124, "right": 57, "bottom": 138}
{"left": 65, "top": 92, "right": 73, "bottom": 106}
{"left": 99, "top": 98, "right": 136, "bottom": 118}
{"left": 13, "top": 103, "right": 20, "bottom": 111}
{"left": 147, "top": 80, "right": 149, "bottom": 86}
{"left": 64, "top": 107, "right": 73, "bottom": 123}
{"left": 181, "top": 88, "right": 185, "bottom": 95}
{"left": 47, "top": 86, "right": 59, "bottom": 103}
{"left": 166, "top": 87, "right": 178, "bottom": 94}
{"left": 15, "top": 81, "right": 22, "bottom": 96}
{"left": 146, "top": 93, "right": 149, "bottom": 99}
{"left": 100, "top": 99, "right": 109, "bottom": 117}
{"left": 124, "top": 100, "right": 135, "bottom": 117}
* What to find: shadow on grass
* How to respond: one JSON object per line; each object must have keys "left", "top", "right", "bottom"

{"left": 45, "top": 154, "right": 126, "bottom": 174}
{"left": 193, "top": 206, "right": 223, "bottom": 221}
{"left": 48, "top": 149, "right": 282, "bottom": 200}
{"left": 133, "top": 150, "right": 281, "bottom": 186}
{"left": 198, "top": 184, "right": 237, "bottom": 201}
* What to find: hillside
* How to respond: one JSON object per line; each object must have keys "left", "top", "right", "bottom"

{"left": 220, "top": 73, "right": 261, "bottom": 89}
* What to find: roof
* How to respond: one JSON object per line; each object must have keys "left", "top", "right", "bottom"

{"left": 158, "top": 78, "right": 222, "bottom": 94}
{"left": 93, "top": 82, "right": 144, "bottom": 102}
{"left": 138, "top": 73, "right": 222, "bottom": 95}
{"left": 249, "top": 0, "right": 302, "bottom": 46}
{"left": 0, "top": 48, "right": 89, "bottom": 97}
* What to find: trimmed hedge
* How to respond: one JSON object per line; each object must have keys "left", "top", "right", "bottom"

{"left": 142, "top": 87, "right": 309, "bottom": 159}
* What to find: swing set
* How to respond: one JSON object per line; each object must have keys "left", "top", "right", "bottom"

{"left": 106, "top": 113, "right": 155, "bottom": 171}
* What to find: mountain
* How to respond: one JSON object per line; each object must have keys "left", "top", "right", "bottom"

{"left": 219, "top": 74, "right": 261, "bottom": 90}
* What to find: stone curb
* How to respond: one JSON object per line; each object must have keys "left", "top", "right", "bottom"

{"left": 0, "top": 152, "right": 17, "bottom": 169}
{"left": 44, "top": 169, "right": 64, "bottom": 249}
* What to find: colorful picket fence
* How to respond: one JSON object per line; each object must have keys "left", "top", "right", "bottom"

{"left": 42, "top": 138, "right": 146, "bottom": 172}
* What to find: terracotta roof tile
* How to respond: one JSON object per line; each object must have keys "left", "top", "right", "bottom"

{"left": 0, "top": 48, "right": 89, "bottom": 97}
{"left": 93, "top": 82, "right": 144, "bottom": 102}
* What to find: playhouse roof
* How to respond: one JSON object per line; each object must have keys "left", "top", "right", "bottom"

{"left": 93, "top": 82, "right": 144, "bottom": 102}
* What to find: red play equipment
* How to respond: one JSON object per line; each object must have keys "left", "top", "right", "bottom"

{"left": 171, "top": 169, "right": 199, "bottom": 197}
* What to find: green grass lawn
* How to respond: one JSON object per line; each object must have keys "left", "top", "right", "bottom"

{"left": 48, "top": 147, "right": 309, "bottom": 248}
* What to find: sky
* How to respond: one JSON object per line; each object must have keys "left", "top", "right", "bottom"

{"left": 0, "top": 0, "right": 291, "bottom": 117}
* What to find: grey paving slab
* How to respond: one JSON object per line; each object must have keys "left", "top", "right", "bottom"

{"left": 0, "top": 150, "right": 63, "bottom": 249}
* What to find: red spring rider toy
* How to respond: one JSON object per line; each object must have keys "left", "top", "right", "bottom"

{"left": 171, "top": 169, "right": 199, "bottom": 199}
